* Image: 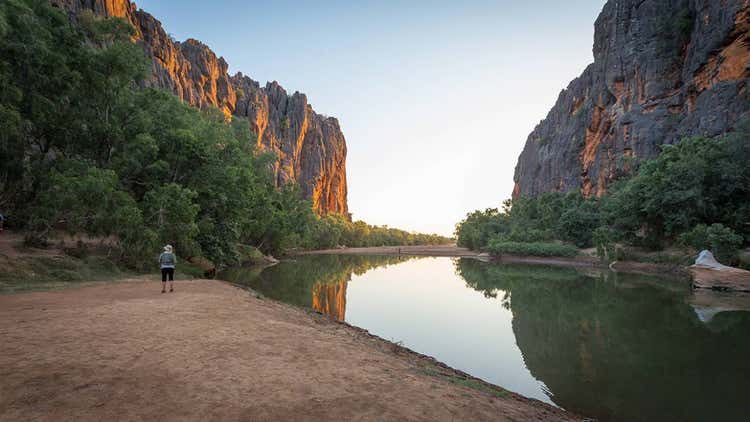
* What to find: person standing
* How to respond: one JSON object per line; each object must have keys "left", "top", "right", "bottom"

{"left": 158, "top": 244, "right": 176, "bottom": 293}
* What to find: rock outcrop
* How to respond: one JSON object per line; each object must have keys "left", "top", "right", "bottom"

{"left": 50, "top": 0, "right": 348, "bottom": 214}
{"left": 513, "top": 0, "right": 750, "bottom": 198}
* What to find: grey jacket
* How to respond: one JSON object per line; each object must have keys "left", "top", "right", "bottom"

{"left": 159, "top": 252, "right": 176, "bottom": 269}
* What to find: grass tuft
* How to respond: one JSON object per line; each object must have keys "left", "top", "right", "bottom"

{"left": 419, "top": 367, "right": 508, "bottom": 398}
{"left": 0, "top": 254, "right": 136, "bottom": 293}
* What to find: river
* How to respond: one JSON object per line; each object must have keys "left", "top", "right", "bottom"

{"left": 218, "top": 255, "right": 750, "bottom": 421}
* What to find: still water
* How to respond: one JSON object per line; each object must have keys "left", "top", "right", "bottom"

{"left": 219, "top": 255, "right": 750, "bottom": 421}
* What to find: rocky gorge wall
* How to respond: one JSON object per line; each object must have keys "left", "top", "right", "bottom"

{"left": 50, "top": 0, "right": 348, "bottom": 214}
{"left": 513, "top": 0, "right": 750, "bottom": 198}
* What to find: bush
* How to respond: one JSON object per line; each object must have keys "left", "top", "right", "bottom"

{"left": 738, "top": 249, "right": 750, "bottom": 271}
{"left": 237, "top": 244, "right": 266, "bottom": 265}
{"left": 63, "top": 240, "right": 89, "bottom": 259}
{"left": 455, "top": 208, "right": 507, "bottom": 250}
{"left": 557, "top": 202, "right": 600, "bottom": 247}
{"left": 457, "top": 132, "right": 750, "bottom": 256}
{"left": 592, "top": 226, "right": 615, "bottom": 262}
{"left": 486, "top": 240, "right": 578, "bottom": 257}
{"left": 679, "top": 224, "right": 743, "bottom": 264}
{"left": 505, "top": 228, "right": 553, "bottom": 243}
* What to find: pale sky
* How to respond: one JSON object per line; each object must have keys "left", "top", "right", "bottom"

{"left": 138, "top": 0, "right": 606, "bottom": 236}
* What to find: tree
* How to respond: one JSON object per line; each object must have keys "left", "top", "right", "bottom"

{"left": 142, "top": 184, "right": 200, "bottom": 257}
{"left": 679, "top": 224, "right": 743, "bottom": 264}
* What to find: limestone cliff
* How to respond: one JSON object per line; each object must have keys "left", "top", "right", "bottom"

{"left": 51, "top": 0, "right": 348, "bottom": 214}
{"left": 513, "top": 0, "right": 750, "bottom": 198}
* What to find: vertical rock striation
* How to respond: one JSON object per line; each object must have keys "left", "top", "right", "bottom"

{"left": 311, "top": 281, "right": 348, "bottom": 321}
{"left": 50, "top": 0, "right": 348, "bottom": 214}
{"left": 231, "top": 75, "right": 348, "bottom": 214}
{"left": 513, "top": 0, "right": 750, "bottom": 198}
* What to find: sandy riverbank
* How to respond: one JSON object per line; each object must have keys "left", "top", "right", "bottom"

{"left": 0, "top": 278, "right": 574, "bottom": 421}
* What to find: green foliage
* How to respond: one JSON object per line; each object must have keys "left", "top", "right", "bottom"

{"left": 419, "top": 368, "right": 508, "bottom": 398}
{"left": 237, "top": 244, "right": 266, "bottom": 265}
{"left": 486, "top": 240, "right": 578, "bottom": 257}
{"left": 142, "top": 184, "right": 200, "bottom": 256}
{"left": 592, "top": 226, "right": 615, "bottom": 262}
{"left": 739, "top": 249, "right": 750, "bottom": 271}
{"left": 455, "top": 192, "right": 596, "bottom": 252}
{"left": 457, "top": 130, "right": 750, "bottom": 262}
{"left": 1, "top": 1, "right": 446, "bottom": 270}
{"left": 605, "top": 134, "right": 750, "bottom": 247}
{"left": 311, "top": 213, "right": 450, "bottom": 250}
{"left": 679, "top": 224, "right": 743, "bottom": 264}
{"left": 29, "top": 160, "right": 140, "bottom": 238}
{"left": 557, "top": 197, "right": 600, "bottom": 247}
{"left": 505, "top": 227, "right": 553, "bottom": 243}
{"left": 0, "top": 254, "right": 133, "bottom": 293}
{"left": 455, "top": 208, "right": 507, "bottom": 250}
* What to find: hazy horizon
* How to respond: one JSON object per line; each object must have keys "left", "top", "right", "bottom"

{"left": 138, "top": 0, "right": 606, "bottom": 236}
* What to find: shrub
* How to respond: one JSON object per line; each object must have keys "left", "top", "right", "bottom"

{"left": 237, "top": 244, "right": 266, "bottom": 265}
{"left": 592, "top": 226, "right": 615, "bottom": 262}
{"left": 505, "top": 228, "right": 554, "bottom": 243}
{"left": 679, "top": 224, "right": 743, "bottom": 264}
{"left": 63, "top": 240, "right": 89, "bottom": 259}
{"left": 738, "top": 249, "right": 750, "bottom": 271}
{"left": 486, "top": 239, "right": 578, "bottom": 257}
{"left": 455, "top": 208, "right": 507, "bottom": 250}
{"left": 557, "top": 204, "right": 600, "bottom": 247}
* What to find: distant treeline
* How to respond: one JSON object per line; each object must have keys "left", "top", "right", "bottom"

{"left": 0, "top": 1, "right": 449, "bottom": 268}
{"left": 456, "top": 130, "right": 750, "bottom": 264}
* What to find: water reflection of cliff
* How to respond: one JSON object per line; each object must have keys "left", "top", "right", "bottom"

{"left": 455, "top": 259, "right": 750, "bottom": 422}
{"left": 312, "top": 281, "right": 347, "bottom": 321}
{"left": 218, "top": 255, "right": 420, "bottom": 320}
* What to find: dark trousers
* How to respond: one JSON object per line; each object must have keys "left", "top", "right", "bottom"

{"left": 161, "top": 268, "right": 174, "bottom": 282}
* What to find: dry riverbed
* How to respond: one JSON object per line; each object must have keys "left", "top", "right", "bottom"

{"left": 0, "top": 278, "right": 575, "bottom": 421}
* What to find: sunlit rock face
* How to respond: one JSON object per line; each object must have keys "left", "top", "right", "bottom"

{"left": 231, "top": 76, "right": 348, "bottom": 214}
{"left": 514, "top": 0, "right": 750, "bottom": 198}
{"left": 50, "top": 0, "right": 135, "bottom": 18}
{"left": 50, "top": 0, "right": 348, "bottom": 215}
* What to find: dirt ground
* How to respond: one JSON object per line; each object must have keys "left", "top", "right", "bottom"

{"left": 0, "top": 279, "right": 575, "bottom": 421}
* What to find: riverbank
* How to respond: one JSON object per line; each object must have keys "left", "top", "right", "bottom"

{"left": 297, "top": 245, "right": 486, "bottom": 257}
{"left": 0, "top": 278, "right": 575, "bottom": 421}
{"left": 300, "top": 245, "right": 690, "bottom": 278}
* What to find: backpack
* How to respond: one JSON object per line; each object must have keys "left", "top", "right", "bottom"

{"left": 160, "top": 252, "right": 175, "bottom": 266}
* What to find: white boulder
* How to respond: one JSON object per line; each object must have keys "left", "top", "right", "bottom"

{"left": 693, "top": 250, "right": 731, "bottom": 269}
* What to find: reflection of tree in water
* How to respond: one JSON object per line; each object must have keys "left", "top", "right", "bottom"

{"left": 219, "top": 255, "right": 421, "bottom": 320}
{"left": 455, "top": 259, "right": 750, "bottom": 422}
